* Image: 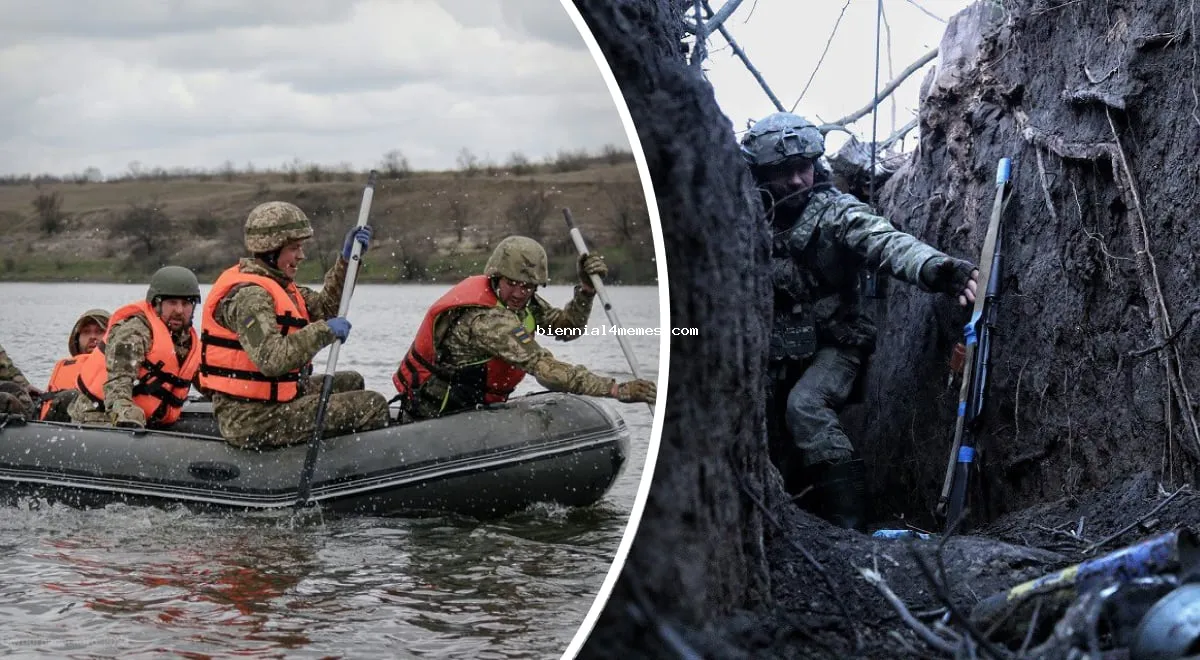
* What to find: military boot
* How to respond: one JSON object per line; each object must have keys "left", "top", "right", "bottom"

{"left": 789, "top": 457, "right": 868, "bottom": 533}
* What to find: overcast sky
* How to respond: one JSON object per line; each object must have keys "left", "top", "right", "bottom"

{"left": 0, "top": 0, "right": 631, "bottom": 178}
{"left": 699, "top": 0, "right": 973, "bottom": 154}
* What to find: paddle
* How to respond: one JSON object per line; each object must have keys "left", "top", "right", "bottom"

{"left": 561, "top": 208, "right": 655, "bottom": 414}
{"left": 295, "top": 170, "right": 377, "bottom": 508}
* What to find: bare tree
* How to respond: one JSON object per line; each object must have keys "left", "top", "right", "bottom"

{"left": 110, "top": 198, "right": 171, "bottom": 270}
{"left": 601, "top": 181, "right": 649, "bottom": 242}
{"left": 446, "top": 194, "right": 473, "bottom": 244}
{"left": 456, "top": 147, "right": 480, "bottom": 177}
{"left": 380, "top": 149, "right": 411, "bottom": 179}
{"left": 506, "top": 151, "right": 535, "bottom": 176}
{"left": 32, "top": 191, "right": 67, "bottom": 235}
{"left": 504, "top": 185, "right": 554, "bottom": 240}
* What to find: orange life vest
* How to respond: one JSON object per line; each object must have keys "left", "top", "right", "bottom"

{"left": 393, "top": 275, "right": 534, "bottom": 415}
{"left": 76, "top": 300, "right": 201, "bottom": 426}
{"left": 199, "top": 265, "right": 311, "bottom": 402}
{"left": 38, "top": 353, "right": 92, "bottom": 420}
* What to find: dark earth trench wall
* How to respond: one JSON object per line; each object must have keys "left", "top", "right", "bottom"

{"left": 576, "top": 0, "right": 1200, "bottom": 658}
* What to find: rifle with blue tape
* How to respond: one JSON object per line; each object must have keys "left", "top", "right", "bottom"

{"left": 937, "top": 157, "right": 1013, "bottom": 533}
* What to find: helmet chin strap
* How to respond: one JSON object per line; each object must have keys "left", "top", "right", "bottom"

{"left": 255, "top": 249, "right": 283, "bottom": 270}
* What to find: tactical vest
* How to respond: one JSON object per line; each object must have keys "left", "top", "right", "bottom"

{"left": 393, "top": 275, "right": 535, "bottom": 415}
{"left": 199, "top": 265, "right": 310, "bottom": 403}
{"left": 76, "top": 301, "right": 201, "bottom": 425}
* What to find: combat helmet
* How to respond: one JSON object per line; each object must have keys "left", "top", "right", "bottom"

{"left": 244, "top": 201, "right": 314, "bottom": 253}
{"left": 146, "top": 266, "right": 201, "bottom": 305}
{"left": 740, "top": 112, "right": 825, "bottom": 169}
{"left": 484, "top": 236, "right": 549, "bottom": 286}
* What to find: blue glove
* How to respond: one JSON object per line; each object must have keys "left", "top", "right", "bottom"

{"left": 326, "top": 317, "right": 352, "bottom": 342}
{"left": 341, "top": 225, "right": 373, "bottom": 260}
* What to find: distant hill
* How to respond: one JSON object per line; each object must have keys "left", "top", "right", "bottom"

{"left": 0, "top": 155, "right": 657, "bottom": 286}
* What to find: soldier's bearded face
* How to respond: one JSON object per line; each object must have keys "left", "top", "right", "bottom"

{"left": 157, "top": 298, "right": 195, "bottom": 333}
{"left": 76, "top": 321, "right": 104, "bottom": 354}
{"left": 277, "top": 240, "right": 306, "bottom": 280}
{"left": 497, "top": 277, "right": 536, "bottom": 310}
{"left": 762, "top": 158, "right": 815, "bottom": 209}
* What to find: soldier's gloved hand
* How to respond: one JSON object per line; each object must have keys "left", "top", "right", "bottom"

{"left": 921, "top": 256, "right": 978, "bottom": 307}
{"left": 578, "top": 253, "right": 608, "bottom": 291}
{"left": 612, "top": 379, "right": 656, "bottom": 404}
{"left": 0, "top": 392, "right": 30, "bottom": 417}
{"left": 326, "top": 317, "right": 352, "bottom": 342}
{"left": 112, "top": 406, "right": 146, "bottom": 429}
{"left": 341, "top": 225, "right": 373, "bottom": 260}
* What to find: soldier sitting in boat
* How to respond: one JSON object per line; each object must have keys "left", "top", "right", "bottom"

{"left": 0, "top": 341, "right": 38, "bottom": 418}
{"left": 67, "top": 267, "right": 203, "bottom": 429}
{"left": 37, "top": 308, "right": 111, "bottom": 422}
{"left": 392, "top": 235, "right": 657, "bottom": 420}
{"left": 199, "top": 201, "right": 390, "bottom": 449}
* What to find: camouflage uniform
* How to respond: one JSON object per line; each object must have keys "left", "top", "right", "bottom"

{"left": 210, "top": 257, "right": 389, "bottom": 448}
{"left": 408, "top": 286, "right": 615, "bottom": 419}
{"left": 0, "top": 342, "right": 33, "bottom": 416}
{"left": 0, "top": 342, "right": 30, "bottom": 386}
{"left": 744, "top": 111, "right": 973, "bottom": 531}
{"left": 66, "top": 315, "right": 195, "bottom": 427}
{"left": 769, "top": 185, "right": 944, "bottom": 467}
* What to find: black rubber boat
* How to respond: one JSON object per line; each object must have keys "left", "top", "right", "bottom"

{"left": 0, "top": 392, "right": 629, "bottom": 518}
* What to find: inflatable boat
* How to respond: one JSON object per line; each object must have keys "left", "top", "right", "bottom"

{"left": 0, "top": 392, "right": 629, "bottom": 518}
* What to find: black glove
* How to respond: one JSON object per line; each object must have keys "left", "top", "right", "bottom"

{"left": 921, "top": 256, "right": 977, "bottom": 297}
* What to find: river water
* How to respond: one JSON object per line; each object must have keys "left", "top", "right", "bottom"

{"left": 0, "top": 282, "right": 662, "bottom": 659}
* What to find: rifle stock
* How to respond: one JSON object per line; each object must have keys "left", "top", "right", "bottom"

{"left": 937, "top": 157, "right": 1012, "bottom": 532}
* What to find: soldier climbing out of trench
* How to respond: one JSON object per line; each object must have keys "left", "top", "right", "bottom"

{"left": 199, "top": 201, "right": 390, "bottom": 448}
{"left": 391, "top": 235, "right": 657, "bottom": 421}
{"left": 741, "top": 111, "right": 980, "bottom": 532}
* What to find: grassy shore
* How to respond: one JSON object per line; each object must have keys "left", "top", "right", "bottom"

{"left": 0, "top": 155, "right": 658, "bottom": 285}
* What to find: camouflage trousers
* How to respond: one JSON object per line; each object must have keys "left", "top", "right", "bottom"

{"left": 0, "top": 381, "right": 34, "bottom": 418}
{"left": 772, "top": 345, "right": 865, "bottom": 468}
{"left": 212, "top": 371, "right": 391, "bottom": 449}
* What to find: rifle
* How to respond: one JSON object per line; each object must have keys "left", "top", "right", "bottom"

{"left": 936, "top": 157, "right": 1013, "bottom": 532}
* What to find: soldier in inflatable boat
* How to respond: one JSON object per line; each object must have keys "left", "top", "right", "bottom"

{"left": 392, "top": 235, "right": 657, "bottom": 421}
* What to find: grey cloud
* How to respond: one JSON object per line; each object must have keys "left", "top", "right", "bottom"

{"left": 0, "top": 0, "right": 630, "bottom": 177}
{"left": 438, "top": 0, "right": 586, "bottom": 50}
{"left": 0, "top": 0, "right": 359, "bottom": 41}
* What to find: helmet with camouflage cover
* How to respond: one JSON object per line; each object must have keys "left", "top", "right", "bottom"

{"left": 484, "top": 236, "right": 549, "bottom": 286}
{"left": 146, "top": 266, "right": 201, "bottom": 304}
{"left": 243, "top": 201, "right": 314, "bottom": 253}
{"left": 740, "top": 112, "right": 825, "bottom": 170}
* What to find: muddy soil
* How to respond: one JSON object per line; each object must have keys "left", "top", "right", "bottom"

{"left": 576, "top": 0, "right": 1200, "bottom": 658}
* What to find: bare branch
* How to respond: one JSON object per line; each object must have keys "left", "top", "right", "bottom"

{"left": 905, "top": 0, "right": 947, "bottom": 24}
{"left": 859, "top": 565, "right": 958, "bottom": 654}
{"left": 791, "top": 0, "right": 853, "bottom": 111}
{"left": 701, "top": 0, "right": 784, "bottom": 111}
{"left": 824, "top": 48, "right": 939, "bottom": 128}
{"left": 683, "top": 0, "right": 746, "bottom": 35}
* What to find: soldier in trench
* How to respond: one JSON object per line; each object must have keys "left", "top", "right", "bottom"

{"left": 741, "top": 111, "right": 980, "bottom": 532}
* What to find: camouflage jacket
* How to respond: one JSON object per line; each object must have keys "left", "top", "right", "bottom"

{"left": 410, "top": 285, "right": 612, "bottom": 418}
{"left": 66, "top": 314, "right": 194, "bottom": 424}
{"left": 771, "top": 186, "right": 946, "bottom": 356}
{"left": 210, "top": 257, "right": 346, "bottom": 382}
{"left": 0, "top": 342, "right": 29, "bottom": 386}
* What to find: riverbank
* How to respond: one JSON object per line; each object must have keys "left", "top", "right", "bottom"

{"left": 0, "top": 157, "right": 659, "bottom": 285}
